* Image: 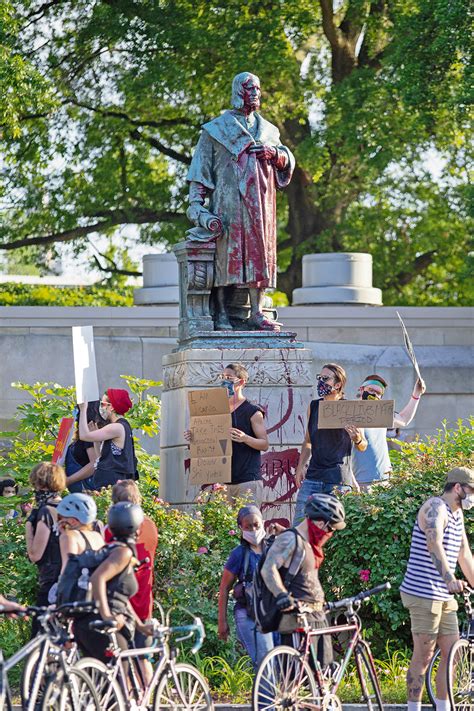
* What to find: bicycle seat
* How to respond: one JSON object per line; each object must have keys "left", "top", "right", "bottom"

{"left": 89, "top": 619, "right": 118, "bottom": 632}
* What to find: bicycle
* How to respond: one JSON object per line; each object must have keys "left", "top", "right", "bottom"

{"left": 425, "top": 587, "right": 473, "bottom": 710}
{"left": 74, "top": 606, "right": 213, "bottom": 711}
{"left": 252, "top": 582, "right": 391, "bottom": 711}
{"left": 0, "top": 601, "right": 99, "bottom": 711}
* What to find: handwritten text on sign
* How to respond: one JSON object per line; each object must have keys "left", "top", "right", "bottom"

{"left": 318, "top": 399, "right": 395, "bottom": 429}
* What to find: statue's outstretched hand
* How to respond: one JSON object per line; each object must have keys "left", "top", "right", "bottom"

{"left": 249, "top": 144, "right": 277, "bottom": 162}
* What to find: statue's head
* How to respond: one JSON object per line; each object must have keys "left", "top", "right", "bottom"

{"left": 231, "top": 72, "right": 261, "bottom": 112}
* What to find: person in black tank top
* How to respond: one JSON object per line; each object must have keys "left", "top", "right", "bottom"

{"left": 73, "top": 388, "right": 138, "bottom": 491}
{"left": 293, "top": 363, "right": 367, "bottom": 525}
{"left": 25, "top": 462, "right": 66, "bottom": 636}
{"left": 186, "top": 363, "right": 269, "bottom": 506}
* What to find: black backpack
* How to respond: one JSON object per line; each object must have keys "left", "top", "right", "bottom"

{"left": 252, "top": 528, "right": 306, "bottom": 634}
{"left": 56, "top": 543, "right": 122, "bottom": 606}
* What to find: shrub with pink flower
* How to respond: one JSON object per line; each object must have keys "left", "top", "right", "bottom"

{"left": 359, "top": 569, "right": 371, "bottom": 583}
{"left": 228, "top": 529, "right": 237, "bottom": 536}
{"left": 197, "top": 546, "right": 208, "bottom": 554}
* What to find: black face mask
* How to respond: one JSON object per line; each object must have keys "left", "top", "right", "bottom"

{"left": 362, "top": 391, "right": 379, "bottom": 401}
{"left": 34, "top": 490, "right": 57, "bottom": 507}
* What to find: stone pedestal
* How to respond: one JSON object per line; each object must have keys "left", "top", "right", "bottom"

{"left": 292, "top": 252, "right": 383, "bottom": 305}
{"left": 133, "top": 253, "right": 179, "bottom": 305}
{"left": 160, "top": 347, "right": 314, "bottom": 525}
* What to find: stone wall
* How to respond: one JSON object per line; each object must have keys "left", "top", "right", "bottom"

{"left": 0, "top": 305, "right": 472, "bottom": 447}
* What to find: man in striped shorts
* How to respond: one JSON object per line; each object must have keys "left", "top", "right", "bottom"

{"left": 400, "top": 467, "right": 474, "bottom": 711}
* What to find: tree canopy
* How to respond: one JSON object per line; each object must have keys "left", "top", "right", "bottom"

{"left": 0, "top": 0, "right": 471, "bottom": 304}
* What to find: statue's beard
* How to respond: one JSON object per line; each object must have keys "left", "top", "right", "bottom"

{"left": 243, "top": 98, "right": 260, "bottom": 113}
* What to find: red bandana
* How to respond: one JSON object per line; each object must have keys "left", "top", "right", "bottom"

{"left": 307, "top": 519, "right": 333, "bottom": 569}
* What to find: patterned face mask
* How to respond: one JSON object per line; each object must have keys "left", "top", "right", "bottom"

{"left": 317, "top": 380, "right": 333, "bottom": 397}
{"left": 221, "top": 380, "right": 236, "bottom": 397}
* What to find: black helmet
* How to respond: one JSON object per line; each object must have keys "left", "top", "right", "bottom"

{"left": 304, "top": 493, "right": 346, "bottom": 530}
{"left": 108, "top": 502, "right": 144, "bottom": 539}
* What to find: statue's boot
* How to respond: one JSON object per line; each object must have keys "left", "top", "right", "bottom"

{"left": 247, "top": 311, "right": 282, "bottom": 332}
{"left": 215, "top": 310, "right": 233, "bottom": 330}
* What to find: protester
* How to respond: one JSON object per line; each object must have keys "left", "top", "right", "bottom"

{"left": 0, "top": 477, "right": 19, "bottom": 519}
{"left": 57, "top": 493, "right": 104, "bottom": 571}
{"left": 65, "top": 401, "right": 104, "bottom": 492}
{"left": 293, "top": 363, "right": 366, "bottom": 524}
{"left": 260, "top": 494, "right": 346, "bottom": 661}
{"left": 104, "top": 480, "right": 158, "bottom": 683}
{"left": 0, "top": 594, "right": 25, "bottom": 615}
{"left": 400, "top": 467, "right": 474, "bottom": 711}
{"left": 25, "top": 462, "right": 65, "bottom": 635}
{"left": 185, "top": 363, "right": 268, "bottom": 505}
{"left": 352, "top": 374, "right": 426, "bottom": 487}
{"left": 73, "top": 502, "right": 153, "bottom": 662}
{"left": 68, "top": 389, "right": 137, "bottom": 491}
{"left": 218, "top": 505, "right": 273, "bottom": 669}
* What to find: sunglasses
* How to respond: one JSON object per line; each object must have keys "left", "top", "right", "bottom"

{"left": 316, "top": 374, "right": 333, "bottom": 383}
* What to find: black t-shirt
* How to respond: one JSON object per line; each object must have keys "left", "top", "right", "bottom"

{"left": 231, "top": 400, "right": 263, "bottom": 484}
{"left": 306, "top": 399, "right": 352, "bottom": 485}
{"left": 33, "top": 504, "right": 61, "bottom": 589}
{"left": 94, "top": 418, "right": 137, "bottom": 488}
{"left": 70, "top": 439, "right": 94, "bottom": 467}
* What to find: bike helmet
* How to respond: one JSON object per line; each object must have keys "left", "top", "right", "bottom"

{"left": 107, "top": 502, "right": 144, "bottom": 539}
{"left": 304, "top": 493, "right": 346, "bottom": 530}
{"left": 57, "top": 493, "right": 97, "bottom": 525}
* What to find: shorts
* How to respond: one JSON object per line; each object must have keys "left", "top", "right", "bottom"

{"left": 224, "top": 480, "right": 264, "bottom": 507}
{"left": 400, "top": 591, "right": 459, "bottom": 636}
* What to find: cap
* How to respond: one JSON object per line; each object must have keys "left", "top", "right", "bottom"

{"left": 446, "top": 467, "right": 474, "bottom": 487}
{"left": 107, "top": 388, "right": 133, "bottom": 415}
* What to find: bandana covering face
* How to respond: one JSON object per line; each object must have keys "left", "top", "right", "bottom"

{"left": 317, "top": 380, "right": 333, "bottom": 398}
{"left": 307, "top": 519, "right": 333, "bottom": 568}
{"left": 34, "top": 490, "right": 57, "bottom": 507}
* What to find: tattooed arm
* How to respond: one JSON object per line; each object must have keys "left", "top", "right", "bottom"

{"left": 261, "top": 531, "right": 297, "bottom": 597}
{"left": 419, "top": 497, "right": 465, "bottom": 593}
{"left": 458, "top": 524, "right": 474, "bottom": 587}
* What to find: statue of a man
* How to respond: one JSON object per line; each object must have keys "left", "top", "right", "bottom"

{"left": 186, "top": 72, "right": 295, "bottom": 331}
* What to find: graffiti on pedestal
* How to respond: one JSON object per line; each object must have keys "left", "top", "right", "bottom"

{"left": 260, "top": 447, "right": 299, "bottom": 527}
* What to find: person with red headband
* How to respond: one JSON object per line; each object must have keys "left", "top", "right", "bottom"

{"left": 67, "top": 388, "right": 138, "bottom": 491}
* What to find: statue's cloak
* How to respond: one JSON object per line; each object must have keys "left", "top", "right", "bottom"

{"left": 187, "top": 110, "right": 295, "bottom": 288}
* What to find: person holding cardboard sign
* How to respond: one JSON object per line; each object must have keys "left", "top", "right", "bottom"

{"left": 67, "top": 389, "right": 138, "bottom": 491}
{"left": 352, "top": 374, "right": 426, "bottom": 488}
{"left": 293, "top": 363, "right": 367, "bottom": 525}
{"left": 186, "top": 363, "right": 269, "bottom": 505}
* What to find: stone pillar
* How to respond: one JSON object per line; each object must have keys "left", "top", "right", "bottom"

{"left": 160, "top": 347, "right": 314, "bottom": 525}
{"left": 173, "top": 240, "right": 216, "bottom": 343}
{"left": 133, "top": 253, "right": 179, "bottom": 305}
{"left": 292, "top": 252, "right": 382, "bottom": 305}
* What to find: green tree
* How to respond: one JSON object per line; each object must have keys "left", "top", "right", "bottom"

{"left": 0, "top": 0, "right": 471, "bottom": 303}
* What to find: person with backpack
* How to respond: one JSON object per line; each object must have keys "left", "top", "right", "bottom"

{"left": 72, "top": 502, "right": 153, "bottom": 662}
{"left": 65, "top": 401, "right": 105, "bottom": 493}
{"left": 25, "top": 462, "right": 66, "bottom": 636}
{"left": 258, "top": 494, "right": 346, "bottom": 660}
{"left": 71, "top": 389, "right": 138, "bottom": 491}
{"left": 218, "top": 505, "right": 274, "bottom": 669}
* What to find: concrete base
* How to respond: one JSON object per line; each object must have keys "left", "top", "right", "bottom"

{"left": 175, "top": 330, "right": 303, "bottom": 351}
{"left": 160, "top": 346, "right": 314, "bottom": 524}
{"left": 293, "top": 285, "right": 382, "bottom": 305}
{"left": 134, "top": 285, "right": 180, "bottom": 305}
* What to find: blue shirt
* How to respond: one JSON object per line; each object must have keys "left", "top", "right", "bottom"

{"left": 225, "top": 544, "right": 261, "bottom": 580}
{"left": 352, "top": 427, "right": 391, "bottom": 483}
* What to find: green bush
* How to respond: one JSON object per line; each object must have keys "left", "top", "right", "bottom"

{"left": 320, "top": 419, "right": 474, "bottom": 653}
{"left": 0, "top": 283, "right": 134, "bottom": 306}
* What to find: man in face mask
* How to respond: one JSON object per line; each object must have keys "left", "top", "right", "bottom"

{"left": 352, "top": 374, "right": 426, "bottom": 488}
{"left": 400, "top": 467, "right": 474, "bottom": 711}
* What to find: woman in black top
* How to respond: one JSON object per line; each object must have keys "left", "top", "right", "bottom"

{"left": 72, "top": 389, "right": 137, "bottom": 491}
{"left": 293, "top": 363, "right": 367, "bottom": 524}
{"left": 25, "top": 462, "right": 66, "bottom": 635}
{"left": 66, "top": 401, "right": 104, "bottom": 493}
{"left": 73, "top": 502, "right": 153, "bottom": 662}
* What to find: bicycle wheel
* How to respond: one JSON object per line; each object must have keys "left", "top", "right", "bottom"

{"left": 426, "top": 647, "right": 440, "bottom": 708}
{"left": 252, "top": 645, "right": 320, "bottom": 711}
{"left": 354, "top": 643, "right": 384, "bottom": 711}
{"left": 74, "top": 657, "right": 126, "bottom": 711}
{"left": 21, "top": 645, "right": 58, "bottom": 709}
{"left": 447, "top": 638, "right": 473, "bottom": 711}
{"left": 42, "top": 667, "right": 99, "bottom": 710}
{"left": 154, "top": 662, "right": 213, "bottom": 711}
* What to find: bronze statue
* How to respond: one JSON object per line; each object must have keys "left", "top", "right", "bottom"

{"left": 187, "top": 72, "right": 295, "bottom": 332}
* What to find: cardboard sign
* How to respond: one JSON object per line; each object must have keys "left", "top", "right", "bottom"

{"left": 52, "top": 416, "right": 75, "bottom": 465}
{"left": 72, "top": 326, "right": 99, "bottom": 404}
{"left": 318, "top": 399, "right": 395, "bottom": 429}
{"left": 397, "top": 311, "right": 423, "bottom": 382}
{"left": 188, "top": 388, "right": 232, "bottom": 485}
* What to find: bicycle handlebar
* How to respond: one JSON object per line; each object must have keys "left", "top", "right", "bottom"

{"left": 326, "top": 582, "right": 391, "bottom": 612}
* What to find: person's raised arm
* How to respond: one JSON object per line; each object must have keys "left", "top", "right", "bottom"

{"left": 295, "top": 407, "right": 312, "bottom": 489}
{"left": 419, "top": 497, "right": 464, "bottom": 593}
{"left": 458, "top": 526, "right": 474, "bottom": 587}
{"left": 394, "top": 378, "right": 426, "bottom": 428}
{"left": 218, "top": 568, "right": 237, "bottom": 641}
{"left": 79, "top": 402, "right": 123, "bottom": 443}
{"left": 345, "top": 425, "right": 367, "bottom": 452}
{"left": 229, "top": 410, "right": 268, "bottom": 451}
